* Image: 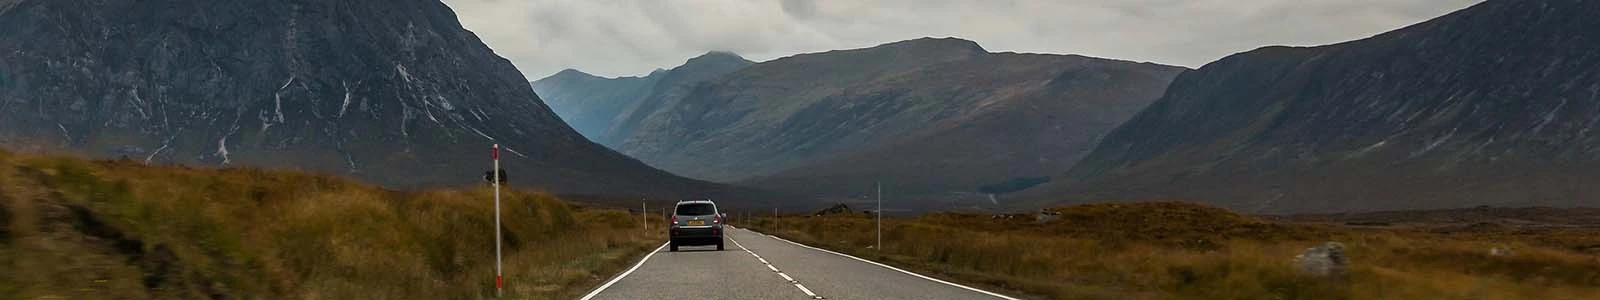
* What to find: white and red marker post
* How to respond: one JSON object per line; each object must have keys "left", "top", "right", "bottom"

{"left": 492, "top": 144, "right": 503, "bottom": 297}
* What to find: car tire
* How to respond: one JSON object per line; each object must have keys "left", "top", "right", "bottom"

{"left": 669, "top": 242, "right": 679, "bottom": 252}
{"left": 716, "top": 239, "right": 725, "bottom": 251}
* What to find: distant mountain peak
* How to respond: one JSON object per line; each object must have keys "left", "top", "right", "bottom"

{"left": 549, "top": 68, "right": 598, "bottom": 80}
{"left": 535, "top": 50, "right": 754, "bottom": 145}
{"left": 879, "top": 37, "right": 987, "bottom": 53}
{"left": 684, "top": 51, "right": 754, "bottom": 67}
{"left": 695, "top": 50, "right": 744, "bottom": 59}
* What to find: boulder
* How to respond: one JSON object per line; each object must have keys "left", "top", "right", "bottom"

{"left": 1293, "top": 242, "right": 1348, "bottom": 278}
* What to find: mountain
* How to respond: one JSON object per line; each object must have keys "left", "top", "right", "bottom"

{"left": 531, "top": 69, "right": 662, "bottom": 140}
{"left": 1044, "top": 0, "right": 1600, "bottom": 213}
{"left": 532, "top": 51, "right": 754, "bottom": 145}
{"left": 0, "top": 0, "right": 742, "bottom": 199}
{"left": 603, "top": 38, "right": 1183, "bottom": 205}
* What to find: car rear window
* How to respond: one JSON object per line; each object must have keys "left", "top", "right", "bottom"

{"left": 676, "top": 203, "right": 715, "bottom": 216}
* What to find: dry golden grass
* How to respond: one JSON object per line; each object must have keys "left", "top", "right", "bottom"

{"left": 0, "top": 150, "right": 665, "bottom": 299}
{"left": 746, "top": 202, "right": 1600, "bottom": 300}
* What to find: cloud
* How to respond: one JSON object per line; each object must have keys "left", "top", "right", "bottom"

{"left": 440, "top": 0, "right": 1483, "bottom": 80}
{"left": 780, "top": 0, "right": 818, "bottom": 19}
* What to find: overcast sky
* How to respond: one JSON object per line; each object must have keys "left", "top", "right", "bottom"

{"left": 440, "top": 0, "right": 1483, "bottom": 80}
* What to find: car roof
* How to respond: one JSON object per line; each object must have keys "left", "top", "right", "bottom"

{"left": 676, "top": 199, "right": 715, "bottom": 205}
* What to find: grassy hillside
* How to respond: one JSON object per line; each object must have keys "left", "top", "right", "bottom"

{"left": 0, "top": 150, "right": 664, "bottom": 299}
{"left": 746, "top": 202, "right": 1600, "bottom": 299}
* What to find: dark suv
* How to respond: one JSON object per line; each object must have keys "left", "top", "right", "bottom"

{"left": 669, "top": 200, "right": 724, "bottom": 252}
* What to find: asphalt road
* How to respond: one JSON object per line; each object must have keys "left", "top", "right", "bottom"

{"left": 581, "top": 226, "right": 1017, "bottom": 300}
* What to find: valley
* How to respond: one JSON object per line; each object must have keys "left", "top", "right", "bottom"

{"left": 537, "top": 38, "right": 1183, "bottom": 206}
{"left": 3, "top": 0, "right": 1599, "bottom": 298}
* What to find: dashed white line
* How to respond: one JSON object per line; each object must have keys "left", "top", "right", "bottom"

{"left": 795, "top": 283, "right": 819, "bottom": 298}
{"left": 728, "top": 228, "right": 824, "bottom": 299}
{"left": 578, "top": 242, "right": 669, "bottom": 300}
{"left": 743, "top": 228, "right": 1019, "bottom": 300}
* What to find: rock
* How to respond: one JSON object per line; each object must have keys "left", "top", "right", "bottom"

{"left": 813, "top": 203, "right": 855, "bottom": 216}
{"left": 1489, "top": 245, "right": 1514, "bottom": 257}
{"left": 1034, "top": 209, "right": 1062, "bottom": 224}
{"left": 1294, "top": 242, "right": 1348, "bottom": 278}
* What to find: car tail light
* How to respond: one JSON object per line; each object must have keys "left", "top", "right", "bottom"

{"left": 713, "top": 214, "right": 722, "bottom": 224}
{"left": 671, "top": 215, "right": 678, "bottom": 225}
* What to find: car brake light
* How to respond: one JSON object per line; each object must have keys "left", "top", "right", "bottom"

{"left": 671, "top": 215, "right": 678, "bottom": 225}
{"left": 713, "top": 214, "right": 722, "bottom": 224}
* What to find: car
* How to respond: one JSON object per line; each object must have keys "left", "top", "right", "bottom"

{"left": 669, "top": 199, "right": 725, "bottom": 252}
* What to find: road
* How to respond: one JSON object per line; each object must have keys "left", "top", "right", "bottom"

{"left": 581, "top": 226, "right": 1018, "bottom": 300}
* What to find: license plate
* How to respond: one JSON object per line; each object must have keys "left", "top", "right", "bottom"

{"left": 687, "top": 220, "right": 706, "bottom": 226}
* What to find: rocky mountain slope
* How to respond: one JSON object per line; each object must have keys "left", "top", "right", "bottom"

{"left": 0, "top": 0, "right": 740, "bottom": 198}
{"left": 598, "top": 38, "right": 1182, "bottom": 203}
{"left": 1044, "top": 0, "right": 1600, "bottom": 213}
{"left": 532, "top": 51, "right": 753, "bottom": 144}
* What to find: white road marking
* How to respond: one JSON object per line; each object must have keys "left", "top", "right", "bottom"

{"left": 728, "top": 229, "right": 823, "bottom": 299}
{"left": 742, "top": 228, "right": 1020, "bottom": 300}
{"left": 795, "top": 283, "right": 820, "bottom": 298}
{"left": 578, "top": 242, "right": 669, "bottom": 300}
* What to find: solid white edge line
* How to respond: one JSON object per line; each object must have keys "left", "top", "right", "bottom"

{"left": 578, "top": 242, "right": 669, "bottom": 300}
{"left": 741, "top": 228, "right": 1021, "bottom": 300}
{"left": 779, "top": 272, "right": 795, "bottom": 282}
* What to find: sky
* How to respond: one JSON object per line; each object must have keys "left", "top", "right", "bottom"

{"left": 440, "top": 0, "right": 1483, "bottom": 80}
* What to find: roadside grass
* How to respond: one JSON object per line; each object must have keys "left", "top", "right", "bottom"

{"left": 745, "top": 202, "right": 1600, "bottom": 300}
{"left": 0, "top": 150, "right": 664, "bottom": 299}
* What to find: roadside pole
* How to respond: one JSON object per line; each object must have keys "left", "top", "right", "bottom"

{"left": 876, "top": 182, "right": 882, "bottom": 251}
{"left": 492, "top": 144, "right": 502, "bottom": 298}
{"left": 643, "top": 200, "right": 648, "bottom": 231}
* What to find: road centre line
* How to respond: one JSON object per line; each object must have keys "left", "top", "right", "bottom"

{"left": 795, "top": 283, "right": 820, "bottom": 298}
{"left": 728, "top": 228, "right": 825, "bottom": 299}
{"left": 741, "top": 228, "right": 1020, "bottom": 300}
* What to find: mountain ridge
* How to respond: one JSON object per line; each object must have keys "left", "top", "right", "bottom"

{"left": 0, "top": 0, "right": 753, "bottom": 201}
{"left": 569, "top": 38, "right": 1185, "bottom": 207}
{"left": 1040, "top": 0, "right": 1600, "bottom": 213}
{"left": 533, "top": 51, "right": 755, "bottom": 145}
